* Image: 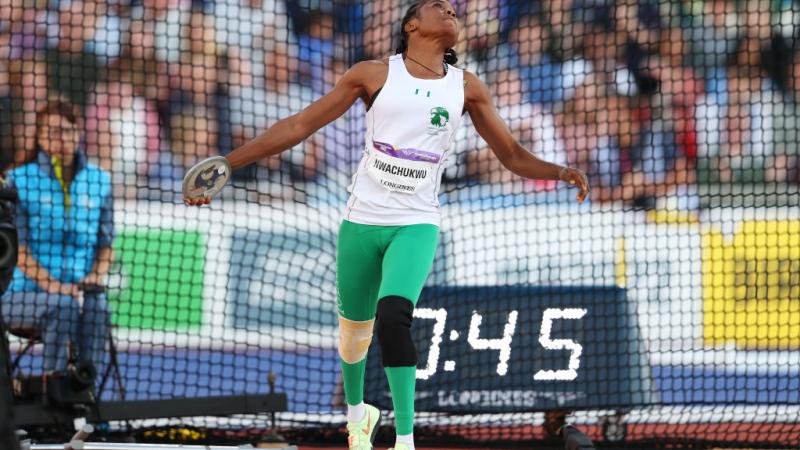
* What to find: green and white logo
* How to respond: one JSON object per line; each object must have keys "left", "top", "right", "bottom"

{"left": 428, "top": 107, "right": 450, "bottom": 134}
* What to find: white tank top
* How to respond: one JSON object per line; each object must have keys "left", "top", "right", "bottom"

{"left": 343, "top": 54, "right": 465, "bottom": 226}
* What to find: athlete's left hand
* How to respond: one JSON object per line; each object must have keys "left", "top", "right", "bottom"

{"left": 559, "top": 167, "right": 590, "bottom": 203}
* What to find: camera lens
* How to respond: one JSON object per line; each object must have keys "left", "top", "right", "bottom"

{"left": 0, "top": 224, "right": 15, "bottom": 269}
{"left": 69, "top": 361, "right": 97, "bottom": 391}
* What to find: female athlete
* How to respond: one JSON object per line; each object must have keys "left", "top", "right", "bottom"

{"left": 186, "top": 1, "right": 590, "bottom": 449}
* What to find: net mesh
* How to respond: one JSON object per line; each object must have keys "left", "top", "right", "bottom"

{"left": 1, "top": 0, "right": 799, "bottom": 448}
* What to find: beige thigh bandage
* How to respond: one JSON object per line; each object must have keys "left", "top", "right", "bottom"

{"left": 338, "top": 316, "right": 374, "bottom": 364}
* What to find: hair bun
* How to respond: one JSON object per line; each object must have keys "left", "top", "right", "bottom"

{"left": 444, "top": 49, "right": 458, "bottom": 65}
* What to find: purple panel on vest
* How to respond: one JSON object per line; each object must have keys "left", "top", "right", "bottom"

{"left": 373, "top": 141, "right": 441, "bottom": 164}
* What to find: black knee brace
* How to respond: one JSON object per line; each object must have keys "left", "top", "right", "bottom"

{"left": 375, "top": 296, "right": 417, "bottom": 367}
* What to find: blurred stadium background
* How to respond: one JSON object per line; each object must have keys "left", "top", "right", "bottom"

{"left": 1, "top": 0, "right": 799, "bottom": 448}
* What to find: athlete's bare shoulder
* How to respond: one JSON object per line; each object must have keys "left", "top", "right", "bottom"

{"left": 343, "top": 58, "right": 390, "bottom": 101}
{"left": 347, "top": 58, "right": 390, "bottom": 80}
{"left": 463, "top": 69, "right": 480, "bottom": 85}
{"left": 463, "top": 70, "right": 491, "bottom": 107}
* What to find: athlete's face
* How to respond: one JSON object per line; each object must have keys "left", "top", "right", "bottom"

{"left": 408, "top": 1, "right": 459, "bottom": 48}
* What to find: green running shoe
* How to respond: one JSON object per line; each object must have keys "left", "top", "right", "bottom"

{"left": 346, "top": 404, "right": 381, "bottom": 449}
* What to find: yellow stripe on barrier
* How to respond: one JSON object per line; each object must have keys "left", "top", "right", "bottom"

{"left": 615, "top": 237, "right": 627, "bottom": 288}
{"left": 645, "top": 209, "right": 700, "bottom": 225}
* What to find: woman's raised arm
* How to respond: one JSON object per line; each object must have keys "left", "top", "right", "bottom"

{"left": 224, "top": 61, "right": 377, "bottom": 170}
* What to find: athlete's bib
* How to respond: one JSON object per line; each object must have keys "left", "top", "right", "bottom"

{"left": 366, "top": 141, "right": 440, "bottom": 195}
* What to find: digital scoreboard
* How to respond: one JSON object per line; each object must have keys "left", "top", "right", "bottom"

{"left": 365, "top": 285, "right": 657, "bottom": 412}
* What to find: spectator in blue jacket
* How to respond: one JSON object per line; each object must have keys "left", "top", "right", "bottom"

{"left": 2, "top": 100, "right": 113, "bottom": 377}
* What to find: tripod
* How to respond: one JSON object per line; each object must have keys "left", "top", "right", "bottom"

{"left": 79, "top": 284, "right": 125, "bottom": 401}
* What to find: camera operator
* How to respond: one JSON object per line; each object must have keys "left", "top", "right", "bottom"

{"left": 1, "top": 100, "right": 114, "bottom": 384}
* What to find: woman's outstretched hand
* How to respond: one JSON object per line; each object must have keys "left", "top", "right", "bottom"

{"left": 559, "top": 167, "right": 590, "bottom": 203}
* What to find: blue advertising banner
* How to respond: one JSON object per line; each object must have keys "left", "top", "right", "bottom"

{"left": 226, "top": 228, "right": 338, "bottom": 331}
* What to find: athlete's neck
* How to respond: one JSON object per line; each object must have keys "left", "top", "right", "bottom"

{"left": 404, "top": 45, "right": 446, "bottom": 77}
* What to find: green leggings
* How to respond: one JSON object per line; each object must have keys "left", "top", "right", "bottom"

{"left": 337, "top": 219, "right": 439, "bottom": 435}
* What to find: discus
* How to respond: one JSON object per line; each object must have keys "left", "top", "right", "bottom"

{"left": 182, "top": 156, "right": 231, "bottom": 200}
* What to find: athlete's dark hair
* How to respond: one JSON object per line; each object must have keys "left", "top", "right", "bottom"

{"left": 396, "top": 0, "right": 458, "bottom": 66}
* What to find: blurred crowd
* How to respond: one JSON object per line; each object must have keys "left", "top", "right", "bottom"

{"left": 1, "top": 0, "right": 799, "bottom": 205}
{"left": 449, "top": 0, "right": 800, "bottom": 204}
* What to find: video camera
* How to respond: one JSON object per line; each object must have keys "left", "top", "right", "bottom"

{"left": 44, "top": 360, "right": 97, "bottom": 408}
{"left": 19, "top": 284, "right": 106, "bottom": 409}
{"left": 0, "top": 176, "right": 17, "bottom": 296}
{"left": 45, "top": 285, "right": 106, "bottom": 407}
